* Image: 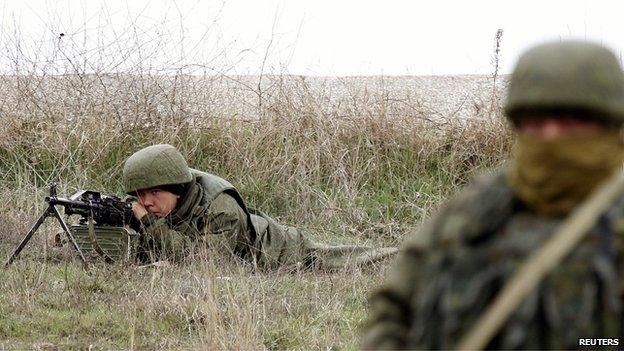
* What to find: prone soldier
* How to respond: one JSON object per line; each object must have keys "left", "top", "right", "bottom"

{"left": 123, "top": 144, "right": 398, "bottom": 270}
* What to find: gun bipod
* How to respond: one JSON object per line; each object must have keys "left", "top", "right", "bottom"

{"left": 4, "top": 183, "right": 88, "bottom": 267}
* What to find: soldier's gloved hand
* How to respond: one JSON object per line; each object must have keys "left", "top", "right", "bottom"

{"left": 131, "top": 201, "right": 148, "bottom": 220}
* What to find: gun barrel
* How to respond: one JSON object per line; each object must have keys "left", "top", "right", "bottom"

{"left": 46, "top": 196, "right": 82, "bottom": 207}
{"left": 45, "top": 195, "right": 133, "bottom": 227}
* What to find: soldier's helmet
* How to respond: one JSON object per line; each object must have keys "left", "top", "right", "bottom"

{"left": 505, "top": 40, "right": 624, "bottom": 126}
{"left": 123, "top": 144, "right": 193, "bottom": 194}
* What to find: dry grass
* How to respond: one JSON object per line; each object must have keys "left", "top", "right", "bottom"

{"left": 0, "top": 72, "right": 512, "bottom": 349}
{"left": 0, "top": 22, "right": 513, "bottom": 348}
{"left": 0, "top": 73, "right": 511, "bottom": 237}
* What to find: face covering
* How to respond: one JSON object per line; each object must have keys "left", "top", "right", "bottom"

{"left": 507, "top": 132, "right": 624, "bottom": 215}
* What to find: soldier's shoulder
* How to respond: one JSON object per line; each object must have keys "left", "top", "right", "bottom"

{"left": 208, "top": 192, "right": 246, "bottom": 215}
{"left": 423, "top": 167, "right": 517, "bottom": 249}
{"left": 448, "top": 168, "right": 513, "bottom": 210}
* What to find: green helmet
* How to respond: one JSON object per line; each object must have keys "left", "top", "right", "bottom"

{"left": 505, "top": 40, "right": 624, "bottom": 126}
{"left": 123, "top": 144, "right": 193, "bottom": 194}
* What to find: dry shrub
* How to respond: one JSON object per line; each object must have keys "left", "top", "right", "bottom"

{"left": 0, "top": 21, "right": 513, "bottom": 348}
{"left": 0, "top": 72, "right": 512, "bottom": 348}
{"left": 0, "top": 73, "right": 512, "bottom": 247}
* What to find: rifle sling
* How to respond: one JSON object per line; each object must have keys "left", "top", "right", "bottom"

{"left": 87, "top": 213, "right": 115, "bottom": 264}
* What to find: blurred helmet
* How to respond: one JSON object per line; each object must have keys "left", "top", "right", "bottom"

{"left": 505, "top": 40, "right": 624, "bottom": 126}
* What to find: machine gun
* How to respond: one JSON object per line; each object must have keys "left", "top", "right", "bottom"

{"left": 5, "top": 183, "right": 138, "bottom": 266}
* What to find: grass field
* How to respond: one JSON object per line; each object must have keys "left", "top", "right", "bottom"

{"left": 0, "top": 73, "right": 512, "bottom": 349}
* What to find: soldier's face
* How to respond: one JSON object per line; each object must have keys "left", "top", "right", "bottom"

{"left": 136, "top": 188, "right": 180, "bottom": 217}
{"left": 518, "top": 116, "right": 603, "bottom": 140}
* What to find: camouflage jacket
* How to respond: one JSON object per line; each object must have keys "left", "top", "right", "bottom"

{"left": 136, "top": 169, "right": 317, "bottom": 268}
{"left": 136, "top": 169, "right": 251, "bottom": 262}
{"left": 362, "top": 169, "right": 624, "bottom": 350}
{"left": 136, "top": 170, "right": 396, "bottom": 270}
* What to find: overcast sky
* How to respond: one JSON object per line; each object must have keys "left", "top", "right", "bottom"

{"left": 1, "top": 0, "right": 623, "bottom": 76}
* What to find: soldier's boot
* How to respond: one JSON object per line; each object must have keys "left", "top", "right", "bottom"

{"left": 307, "top": 243, "right": 398, "bottom": 270}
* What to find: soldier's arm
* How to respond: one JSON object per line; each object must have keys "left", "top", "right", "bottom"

{"left": 361, "top": 221, "right": 435, "bottom": 350}
{"left": 202, "top": 193, "right": 251, "bottom": 257}
{"left": 362, "top": 170, "right": 511, "bottom": 349}
{"left": 138, "top": 193, "right": 250, "bottom": 262}
{"left": 138, "top": 214, "right": 192, "bottom": 262}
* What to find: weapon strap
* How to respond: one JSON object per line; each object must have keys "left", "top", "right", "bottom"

{"left": 87, "top": 206, "right": 115, "bottom": 263}
{"left": 456, "top": 171, "right": 624, "bottom": 350}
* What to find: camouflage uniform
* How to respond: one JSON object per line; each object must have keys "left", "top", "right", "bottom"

{"left": 123, "top": 145, "right": 397, "bottom": 270}
{"left": 362, "top": 41, "right": 624, "bottom": 349}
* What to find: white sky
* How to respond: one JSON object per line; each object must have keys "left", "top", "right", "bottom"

{"left": 1, "top": 0, "right": 623, "bottom": 76}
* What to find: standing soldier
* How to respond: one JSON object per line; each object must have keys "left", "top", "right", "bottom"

{"left": 362, "top": 40, "right": 624, "bottom": 349}
{"left": 123, "top": 144, "right": 397, "bottom": 270}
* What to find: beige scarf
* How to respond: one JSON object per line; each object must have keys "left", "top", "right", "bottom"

{"left": 507, "top": 132, "right": 624, "bottom": 215}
